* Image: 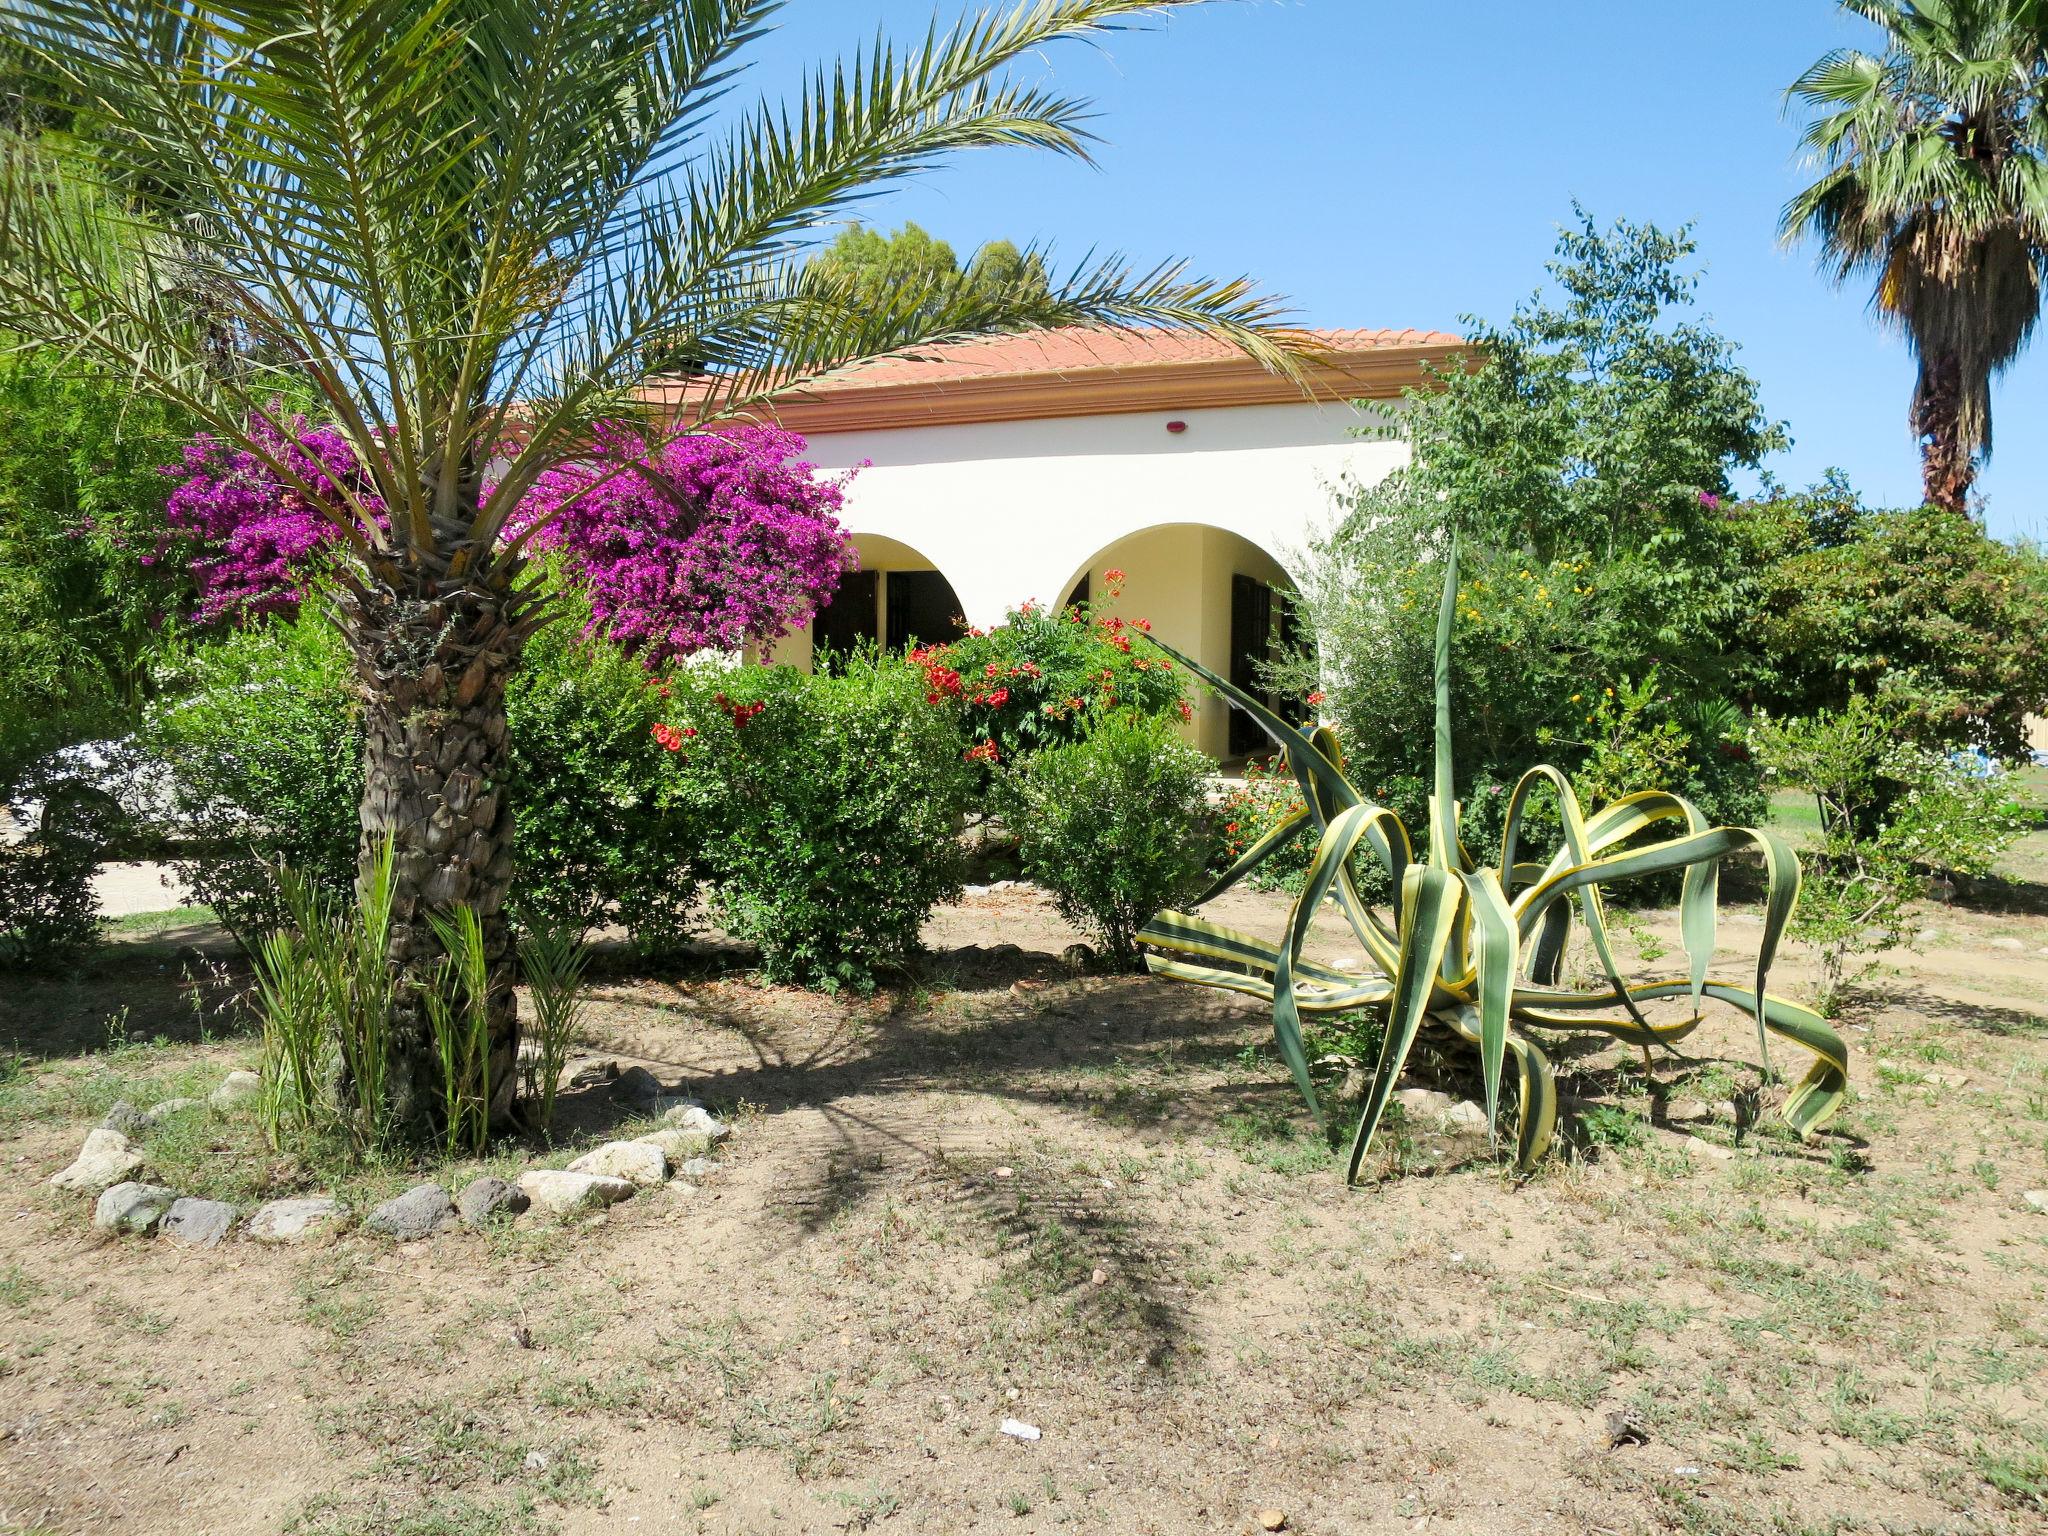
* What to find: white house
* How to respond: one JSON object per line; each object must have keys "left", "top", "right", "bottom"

{"left": 645, "top": 325, "right": 1462, "bottom": 757}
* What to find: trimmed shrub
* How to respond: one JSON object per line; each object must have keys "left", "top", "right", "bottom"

{"left": 141, "top": 609, "right": 363, "bottom": 940}
{"left": 998, "top": 712, "right": 1217, "bottom": 965}
{"left": 507, "top": 605, "right": 701, "bottom": 949}
{"left": 142, "top": 592, "right": 700, "bottom": 946}
{"left": 657, "top": 656, "right": 972, "bottom": 989}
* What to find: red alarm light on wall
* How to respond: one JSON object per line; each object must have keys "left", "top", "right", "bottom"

{"left": 1165, "top": 419, "right": 1187, "bottom": 434}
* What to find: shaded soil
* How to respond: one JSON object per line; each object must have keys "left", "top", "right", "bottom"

{"left": 1, "top": 882, "right": 2045, "bottom": 1536}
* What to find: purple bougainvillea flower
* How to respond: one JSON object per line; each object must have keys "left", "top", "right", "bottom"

{"left": 159, "top": 417, "right": 857, "bottom": 661}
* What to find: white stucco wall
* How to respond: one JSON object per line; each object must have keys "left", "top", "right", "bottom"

{"left": 791, "top": 400, "right": 1410, "bottom": 626}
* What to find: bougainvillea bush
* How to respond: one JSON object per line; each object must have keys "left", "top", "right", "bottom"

{"left": 510, "top": 424, "right": 857, "bottom": 666}
{"left": 912, "top": 573, "right": 1188, "bottom": 771}
{"left": 652, "top": 656, "right": 972, "bottom": 990}
{"left": 157, "top": 412, "right": 378, "bottom": 624}
{"left": 159, "top": 415, "right": 856, "bottom": 664}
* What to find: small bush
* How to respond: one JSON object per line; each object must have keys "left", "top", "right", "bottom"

{"left": 904, "top": 588, "right": 1188, "bottom": 769}
{"left": 658, "top": 656, "right": 973, "bottom": 989}
{"left": 141, "top": 608, "right": 363, "bottom": 939}
{"left": 999, "top": 712, "right": 1217, "bottom": 965}
{"left": 142, "top": 588, "right": 700, "bottom": 947}
{"left": 1215, "top": 756, "right": 1314, "bottom": 893}
{"left": 1753, "top": 697, "right": 2032, "bottom": 1013}
{"left": 0, "top": 776, "right": 115, "bottom": 967}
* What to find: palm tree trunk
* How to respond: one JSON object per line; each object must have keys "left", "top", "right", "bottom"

{"left": 1915, "top": 350, "right": 1976, "bottom": 515}
{"left": 342, "top": 576, "right": 524, "bottom": 1141}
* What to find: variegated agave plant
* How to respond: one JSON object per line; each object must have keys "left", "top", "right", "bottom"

{"left": 1137, "top": 540, "right": 1848, "bottom": 1181}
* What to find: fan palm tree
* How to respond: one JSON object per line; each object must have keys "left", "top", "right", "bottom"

{"left": 0, "top": 0, "right": 1293, "bottom": 1140}
{"left": 1783, "top": 0, "right": 2048, "bottom": 514}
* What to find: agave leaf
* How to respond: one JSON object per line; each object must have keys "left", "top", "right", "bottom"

{"left": 1455, "top": 867, "right": 1518, "bottom": 1131}
{"left": 1346, "top": 865, "right": 1462, "bottom": 1182}
{"left": 1433, "top": 1003, "right": 1559, "bottom": 1168}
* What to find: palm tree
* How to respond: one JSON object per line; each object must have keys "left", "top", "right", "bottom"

{"left": 0, "top": 0, "right": 1292, "bottom": 1139}
{"left": 1783, "top": 0, "right": 2048, "bottom": 514}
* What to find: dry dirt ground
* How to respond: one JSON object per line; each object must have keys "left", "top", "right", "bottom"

{"left": 1, "top": 880, "right": 2045, "bottom": 1536}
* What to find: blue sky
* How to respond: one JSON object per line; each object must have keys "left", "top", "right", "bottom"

{"left": 747, "top": 1, "right": 2046, "bottom": 543}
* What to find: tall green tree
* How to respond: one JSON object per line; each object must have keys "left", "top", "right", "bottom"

{"left": 809, "top": 220, "right": 1050, "bottom": 315}
{"left": 0, "top": 0, "right": 1287, "bottom": 1139}
{"left": 1783, "top": 0, "right": 2048, "bottom": 514}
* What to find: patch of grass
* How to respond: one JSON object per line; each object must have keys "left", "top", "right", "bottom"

{"left": 106, "top": 905, "right": 218, "bottom": 937}
{"left": 289, "top": 1491, "right": 550, "bottom": 1536}
{"left": 0, "top": 1263, "right": 43, "bottom": 1311}
{"left": 0, "top": 1038, "right": 235, "bottom": 1133}
{"left": 1219, "top": 1105, "right": 1336, "bottom": 1176}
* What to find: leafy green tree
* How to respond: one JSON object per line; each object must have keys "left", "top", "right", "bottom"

{"left": 0, "top": 350, "right": 199, "bottom": 786}
{"left": 1735, "top": 477, "right": 2048, "bottom": 762}
{"left": 1783, "top": 0, "right": 2048, "bottom": 513}
{"left": 1283, "top": 211, "right": 1783, "bottom": 837}
{"left": 809, "top": 220, "right": 1051, "bottom": 318}
{"left": 0, "top": 0, "right": 1286, "bottom": 1139}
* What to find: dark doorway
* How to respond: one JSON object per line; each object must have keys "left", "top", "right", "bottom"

{"left": 885, "top": 570, "right": 967, "bottom": 650}
{"left": 1228, "top": 574, "right": 1273, "bottom": 756}
{"left": 811, "top": 569, "right": 878, "bottom": 666}
{"left": 1063, "top": 572, "right": 1090, "bottom": 611}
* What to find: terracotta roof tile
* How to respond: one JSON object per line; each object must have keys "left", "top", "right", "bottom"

{"left": 776, "top": 325, "right": 1463, "bottom": 391}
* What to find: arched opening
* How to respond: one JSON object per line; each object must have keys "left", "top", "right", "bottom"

{"left": 760, "top": 533, "right": 968, "bottom": 671}
{"left": 1058, "top": 523, "right": 1302, "bottom": 760}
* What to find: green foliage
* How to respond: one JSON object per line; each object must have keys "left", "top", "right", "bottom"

{"left": 0, "top": 348, "right": 198, "bottom": 785}
{"left": 1142, "top": 541, "right": 1848, "bottom": 1181}
{"left": 254, "top": 842, "right": 583, "bottom": 1157}
{"left": 143, "top": 590, "right": 698, "bottom": 947}
{"left": 253, "top": 844, "right": 398, "bottom": 1156}
{"left": 1752, "top": 697, "right": 2032, "bottom": 1014}
{"left": 505, "top": 588, "right": 700, "bottom": 950}
{"left": 806, "top": 221, "right": 1051, "bottom": 326}
{"left": 1215, "top": 757, "right": 1314, "bottom": 893}
{"left": 0, "top": 779, "right": 113, "bottom": 968}
{"left": 999, "top": 712, "right": 1216, "bottom": 964}
{"left": 142, "top": 606, "right": 363, "bottom": 940}
{"left": 424, "top": 904, "right": 492, "bottom": 1159}
{"left": 516, "top": 923, "right": 588, "bottom": 1139}
{"left": 1738, "top": 489, "right": 2048, "bottom": 764}
{"left": 659, "top": 656, "right": 973, "bottom": 990}
{"left": 1282, "top": 212, "right": 1778, "bottom": 843}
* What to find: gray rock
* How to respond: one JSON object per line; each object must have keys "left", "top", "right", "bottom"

{"left": 1444, "top": 1099, "right": 1491, "bottom": 1131}
{"left": 1390, "top": 1087, "right": 1457, "bottom": 1118}
{"left": 1989, "top": 935, "right": 2026, "bottom": 952}
{"left": 634, "top": 1128, "right": 712, "bottom": 1163}
{"left": 456, "top": 1176, "right": 528, "bottom": 1227}
{"left": 208, "top": 1070, "right": 264, "bottom": 1111}
{"left": 143, "top": 1097, "right": 202, "bottom": 1128}
{"left": 50, "top": 1129, "right": 145, "bottom": 1193}
{"left": 161, "top": 1197, "right": 236, "bottom": 1247}
{"left": 962, "top": 883, "right": 992, "bottom": 897}
{"left": 365, "top": 1183, "right": 457, "bottom": 1241}
{"left": 675, "top": 1157, "right": 715, "bottom": 1180}
{"left": 93, "top": 1181, "right": 179, "bottom": 1235}
{"left": 2023, "top": 1189, "right": 2048, "bottom": 1215}
{"left": 609, "top": 1065, "right": 664, "bottom": 1104}
{"left": 1059, "top": 943, "right": 1096, "bottom": 975}
{"left": 660, "top": 1103, "right": 730, "bottom": 1143}
{"left": 99, "top": 1100, "right": 151, "bottom": 1138}
{"left": 518, "top": 1168, "right": 635, "bottom": 1215}
{"left": 567, "top": 1139, "right": 667, "bottom": 1187}
{"left": 246, "top": 1196, "right": 343, "bottom": 1244}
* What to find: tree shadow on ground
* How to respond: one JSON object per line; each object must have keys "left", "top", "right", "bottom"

{"left": 1878, "top": 983, "right": 2048, "bottom": 1038}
